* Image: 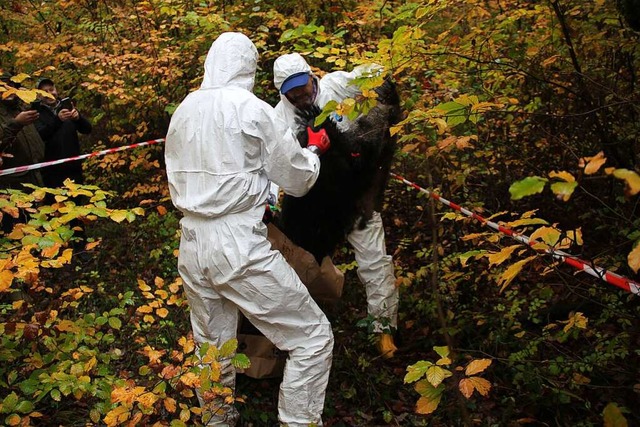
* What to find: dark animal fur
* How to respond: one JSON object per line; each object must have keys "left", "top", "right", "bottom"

{"left": 276, "top": 78, "right": 401, "bottom": 263}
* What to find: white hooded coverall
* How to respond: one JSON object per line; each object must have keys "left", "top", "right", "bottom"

{"left": 273, "top": 53, "right": 399, "bottom": 333}
{"left": 165, "top": 33, "right": 333, "bottom": 427}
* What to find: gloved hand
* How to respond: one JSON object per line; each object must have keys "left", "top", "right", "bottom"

{"left": 306, "top": 127, "right": 330, "bottom": 155}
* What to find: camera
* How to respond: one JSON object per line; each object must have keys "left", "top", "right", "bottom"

{"left": 29, "top": 100, "right": 41, "bottom": 110}
{"left": 58, "top": 97, "right": 74, "bottom": 111}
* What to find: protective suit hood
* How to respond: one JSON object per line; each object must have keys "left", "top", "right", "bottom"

{"left": 201, "top": 32, "right": 257, "bottom": 91}
{"left": 273, "top": 53, "right": 312, "bottom": 92}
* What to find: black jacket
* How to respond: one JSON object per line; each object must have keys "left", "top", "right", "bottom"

{"left": 0, "top": 103, "right": 45, "bottom": 189}
{"left": 35, "top": 105, "right": 92, "bottom": 188}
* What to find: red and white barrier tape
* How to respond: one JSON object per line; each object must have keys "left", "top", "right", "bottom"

{"left": 391, "top": 173, "right": 640, "bottom": 295}
{"left": 2, "top": 139, "right": 636, "bottom": 294}
{"left": 0, "top": 138, "right": 164, "bottom": 177}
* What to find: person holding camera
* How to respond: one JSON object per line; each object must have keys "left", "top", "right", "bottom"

{"left": 0, "top": 71, "right": 44, "bottom": 189}
{"left": 0, "top": 71, "right": 45, "bottom": 234}
{"left": 35, "top": 78, "right": 92, "bottom": 188}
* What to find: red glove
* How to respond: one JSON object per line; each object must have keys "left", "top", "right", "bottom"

{"left": 306, "top": 127, "right": 330, "bottom": 155}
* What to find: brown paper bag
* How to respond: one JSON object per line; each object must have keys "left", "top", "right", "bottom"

{"left": 236, "top": 332, "right": 287, "bottom": 379}
{"left": 266, "top": 222, "right": 344, "bottom": 303}
{"left": 237, "top": 223, "right": 344, "bottom": 379}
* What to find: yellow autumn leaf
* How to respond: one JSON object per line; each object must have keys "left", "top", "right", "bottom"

{"left": 104, "top": 406, "right": 131, "bottom": 427}
{"left": 5, "top": 413, "right": 21, "bottom": 426}
{"left": 179, "top": 336, "right": 195, "bottom": 354}
{"left": 549, "top": 170, "right": 575, "bottom": 182}
{"left": 56, "top": 320, "right": 80, "bottom": 333}
{"left": 41, "top": 243, "right": 61, "bottom": 258}
{"left": 470, "top": 376, "right": 492, "bottom": 396}
{"left": 415, "top": 394, "right": 441, "bottom": 415}
{"left": 497, "top": 255, "right": 537, "bottom": 293}
{"left": 140, "top": 345, "right": 166, "bottom": 364}
{"left": 458, "top": 377, "right": 475, "bottom": 398}
{"left": 628, "top": 243, "right": 640, "bottom": 273}
{"left": 562, "top": 312, "right": 588, "bottom": 333}
{"left": 169, "top": 278, "right": 182, "bottom": 293}
{"left": 59, "top": 249, "right": 73, "bottom": 264}
{"left": 180, "top": 408, "right": 191, "bottom": 422}
{"left": 137, "top": 392, "right": 159, "bottom": 409}
{"left": 6, "top": 226, "right": 24, "bottom": 240}
{"left": 138, "top": 279, "right": 151, "bottom": 292}
{"left": 426, "top": 365, "right": 452, "bottom": 388}
{"left": 156, "top": 307, "right": 169, "bottom": 318}
{"left": 164, "top": 397, "right": 177, "bottom": 413}
{"left": 180, "top": 372, "right": 200, "bottom": 387}
{"left": 136, "top": 305, "right": 153, "bottom": 314}
{"left": 436, "top": 356, "right": 451, "bottom": 366}
{"left": 465, "top": 359, "right": 492, "bottom": 376}
{"left": 603, "top": 402, "right": 629, "bottom": 427}
{"left": 567, "top": 228, "right": 583, "bottom": 246}
{"left": 0, "top": 270, "right": 14, "bottom": 292}
{"left": 529, "top": 226, "right": 560, "bottom": 247}
{"left": 85, "top": 240, "right": 101, "bottom": 251}
{"left": 84, "top": 356, "right": 97, "bottom": 373}
{"left": 572, "top": 373, "right": 591, "bottom": 385}
{"left": 432, "top": 118, "right": 448, "bottom": 134}
{"left": 460, "top": 377, "right": 491, "bottom": 398}
{"left": 486, "top": 245, "right": 520, "bottom": 267}
{"left": 581, "top": 151, "right": 607, "bottom": 175}
{"left": 110, "top": 210, "right": 127, "bottom": 223}
{"left": 612, "top": 169, "right": 640, "bottom": 196}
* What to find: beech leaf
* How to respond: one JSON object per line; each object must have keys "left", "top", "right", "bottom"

{"left": 509, "top": 176, "right": 548, "bottom": 200}
{"left": 465, "top": 359, "right": 492, "bottom": 376}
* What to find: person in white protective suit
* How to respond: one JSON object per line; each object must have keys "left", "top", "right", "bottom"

{"left": 165, "top": 33, "right": 334, "bottom": 426}
{"left": 273, "top": 53, "right": 400, "bottom": 359}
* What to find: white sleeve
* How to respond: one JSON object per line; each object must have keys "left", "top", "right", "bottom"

{"left": 248, "top": 103, "right": 320, "bottom": 197}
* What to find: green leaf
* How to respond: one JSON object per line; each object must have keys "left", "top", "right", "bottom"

{"left": 18, "top": 378, "right": 39, "bottom": 395}
{"left": 550, "top": 181, "right": 578, "bottom": 202}
{"left": 433, "top": 346, "right": 449, "bottom": 358}
{"left": 152, "top": 381, "right": 167, "bottom": 394}
{"left": 458, "top": 250, "right": 486, "bottom": 267}
{"left": 404, "top": 360, "right": 433, "bottom": 383}
{"left": 2, "top": 392, "right": 19, "bottom": 413}
{"left": 415, "top": 379, "right": 444, "bottom": 399}
{"left": 509, "top": 176, "right": 548, "bottom": 200}
{"left": 232, "top": 353, "right": 251, "bottom": 369}
{"left": 90, "top": 409, "right": 101, "bottom": 423}
{"left": 108, "top": 317, "right": 122, "bottom": 330}
{"left": 14, "top": 400, "right": 34, "bottom": 414}
{"left": 219, "top": 338, "right": 238, "bottom": 358}
{"left": 50, "top": 389, "right": 61, "bottom": 401}
{"left": 314, "top": 101, "right": 338, "bottom": 127}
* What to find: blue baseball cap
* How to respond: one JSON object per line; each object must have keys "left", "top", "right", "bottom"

{"left": 280, "top": 72, "right": 310, "bottom": 94}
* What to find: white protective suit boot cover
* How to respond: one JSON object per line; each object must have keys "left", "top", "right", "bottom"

{"left": 347, "top": 211, "right": 399, "bottom": 332}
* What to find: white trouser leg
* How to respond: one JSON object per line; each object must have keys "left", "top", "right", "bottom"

{"left": 179, "top": 215, "right": 333, "bottom": 427}
{"left": 347, "top": 211, "right": 398, "bottom": 332}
